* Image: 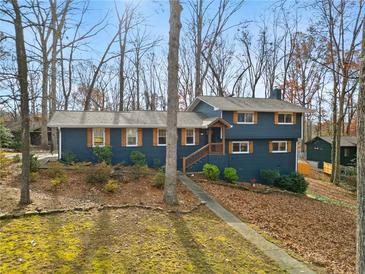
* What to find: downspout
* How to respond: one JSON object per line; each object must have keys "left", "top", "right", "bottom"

{"left": 58, "top": 127, "right": 61, "bottom": 160}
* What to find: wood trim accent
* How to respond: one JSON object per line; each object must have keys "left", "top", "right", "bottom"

{"left": 269, "top": 141, "right": 273, "bottom": 153}
{"left": 153, "top": 128, "right": 158, "bottom": 146}
{"left": 195, "top": 128, "right": 200, "bottom": 145}
{"left": 274, "top": 113, "right": 279, "bottom": 125}
{"left": 249, "top": 141, "right": 254, "bottom": 154}
{"left": 138, "top": 128, "right": 143, "bottom": 146}
{"left": 228, "top": 141, "right": 233, "bottom": 154}
{"left": 105, "top": 128, "right": 111, "bottom": 146}
{"left": 121, "top": 128, "right": 126, "bottom": 147}
{"left": 233, "top": 112, "right": 238, "bottom": 124}
{"left": 287, "top": 141, "right": 292, "bottom": 153}
{"left": 181, "top": 128, "right": 186, "bottom": 145}
{"left": 253, "top": 112, "right": 258, "bottom": 124}
{"left": 87, "top": 128, "right": 92, "bottom": 147}
{"left": 292, "top": 113, "right": 297, "bottom": 124}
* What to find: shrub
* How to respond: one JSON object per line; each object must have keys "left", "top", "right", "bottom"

{"left": 48, "top": 161, "right": 65, "bottom": 178}
{"left": 224, "top": 167, "right": 239, "bottom": 183}
{"left": 30, "top": 172, "right": 39, "bottom": 182}
{"left": 260, "top": 169, "right": 280, "bottom": 185}
{"left": 104, "top": 179, "right": 119, "bottom": 193}
{"left": 9, "top": 129, "right": 22, "bottom": 151}
{"left": 51, "top": 177, "right": 62, "bottom": 187}
{"left": 0, "top": 123, "right": 13, "bottom": 148}
{"left": 86, "top": 162, "right": 112, "bottom": 184}
{"left": 130, "top": 165, "right": 149, "bottom": 179}
{"left": 130, "top": 151, "right": 146, "bottom": 166}
{"left": 274, "top": 173, "right": 308, "bottom": 194}
{"left": 63, "top": 152, "right": 76, "bottom": 165}
{"left": 152, "top": 170, "right": 165, "bottom": 189}
{"left": 203, "top": 163, "right": 220, "bottom": 181}
{"left": 92, "top": 146, "right": 112, "bottom": 164}
{"left": 12, "top": 154, "right": 21, "bottom": 163}
{"left": 0, "top": 152, "right": 12, "bottom": 178}
{"left": 153, "top": 158, "right": 161, "bottom": 168}
{"left": 30, "top": 154, "right": 40, "bottom": 173}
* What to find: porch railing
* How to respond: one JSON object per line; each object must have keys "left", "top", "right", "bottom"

{"left": 183, "top": 142, "right": 224, "bottom": 174}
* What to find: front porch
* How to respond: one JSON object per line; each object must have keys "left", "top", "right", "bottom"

{"left": 182, "top": 118, "right": 230, "bottom": 174}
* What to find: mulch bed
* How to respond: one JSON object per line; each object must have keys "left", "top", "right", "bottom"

{"left": 193, "top": 176, "right": 356, "bottom": 274}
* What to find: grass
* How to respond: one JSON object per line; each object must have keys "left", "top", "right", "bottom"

{"left": 0, "top": 208, "right": 285, "bottom": 273}
{"left": 306, "top": 191, "right": 356, "bottom": 210}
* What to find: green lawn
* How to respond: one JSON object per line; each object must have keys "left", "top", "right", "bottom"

{"left": 0, "top": 208, "right": 285, "bottom": 273}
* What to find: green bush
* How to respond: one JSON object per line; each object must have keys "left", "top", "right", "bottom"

{"left": 92, "top": 146, "right": 112, "bottom": 164}
{"left": 63, "top": 152, "right": 76, "bottom": 165}
{"left": 30, "top": 172, "right": 39, "bottom": 182}
{"left": 0, "top": 123, "right": 13, "bottom": 148}
{"left": 30, "top": 154, "right": 40, "bottom": 173}
{"left": 274, "top": 173, "right": 308, "bottom": 194}
{"left": 104, "top": 179, "right": 119, "bottom": 193}
{"left": 260, "top": 169, "right": 280, "bottom": 185}
{"left": 130, "top": 165, "right": 149, "bottom": 179}
{"left": 130, "top": 151, "right": 146, "bottom": 166}
{"left": 152, "top": 170, "right": 165, "bottom": 189}
{"left": 203, "top": 163, "right": 220, "bottom": 181}
{"left": 12, "top": 154, "right": 21, "bottom": 163}
{"left": 51, "top": 177, "right": 62, "bottom": 187}
{"left": 48, "top": 161, "right": 66, "bottom": 178}
{"left": 224, "top": 167, "right": 239, "bottom": 183}
{"left": 86, "top": 162, "right": 112, "bottom": 184}
{"left": 9, "top": 129, "right": 22, "bottom": 151}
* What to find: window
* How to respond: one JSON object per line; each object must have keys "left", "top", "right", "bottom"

{"left": 237, "top": 112, "right": 254, "bottom": 124}
{"left": 344, "top": 148, "right": 350, "bottom": 157}
{"left": 126, "top": 128, "right": 138, "bottom": 146}
{"left": 278, "top": 113, "right": 293, "bottom": 124}
{"left": 232, "top": 141, "right": 250, "bottom": 154}
{"left": 272, "top": 141, "right": 287, "bottom": 153}
{"left": 186, "top": 129, "right": 195, "bottom": 145}
{"left": 158, "top": 129, "right": 166, "bottom": 146}
{"left": 93, "top": 128, "right": 105, "bottom": 147}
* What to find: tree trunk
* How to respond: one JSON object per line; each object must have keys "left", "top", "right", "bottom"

{"left": 194, "top": 0, "right": 203, "bottom": 97}
{"left": 356, "top": 16, "right": 365, "bottom": 274}
{"left": 41, "top": 50, "right": 49, "bottom": 149}
{"left": 164, "top": 0, "right": 182, "bottom": 205}
{"left": 12, "top": 0, "right": 31, "bottom": 205}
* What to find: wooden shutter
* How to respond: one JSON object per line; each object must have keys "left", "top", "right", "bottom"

{"left": 181, "top": 128, "right": 186, "bottom": 145}
{"left": 287, "top": 141, "right": 292, "bottom": 153}
{"left": 292, "top": 113, "right": 297, "bottom": 124}
{"left": 268, "top": 141, "right": 273, "bottom": 153}
{"left": 195, "top": 128, "right": 200, "bottom": 145}
{"left": 253, "top": 112, "right": 258, "bottom": 124}
{"left": 138, "top": 128, "right": 143, "bottom": 146}
{"left": 249, "top": 141, "right": 254, "bottom": 154}
{"left": 153, "top": 128, "right": 158, "bottom": 146}
{"left": 228, "top": 142, "right": 233, "bottom": 154}
{"left": 121, "top": 128, "right": 126, "bottom": 147}
{"left": 274, "top": 113, "right": 279, "bottom": 125}
{"left": 105, "top": 128, "right": 111, "bottom": 146}
{"left": 87, "top": 128, "right": 92, "bottom": 147}
{"left": 233, "top": 112, "right": 238, "bottom": 124}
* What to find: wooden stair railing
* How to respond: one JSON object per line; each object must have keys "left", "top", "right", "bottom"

{"left": 183, "top": 144, "right": 210, "bottom": 174}
{"left": 182, "top": 142, "right": 225, "bottom": 174}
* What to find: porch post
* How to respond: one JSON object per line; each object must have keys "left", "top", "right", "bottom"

{"left": 208, "top": 128, "right": 212, "bottom": 153}
{"left": 222, "top": 126, "right": 225, "bottom": 155}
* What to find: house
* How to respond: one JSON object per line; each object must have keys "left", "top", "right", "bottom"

{"left": 306, "top": 136, "right": 357, "bottom": 168}
{"left": 48, "top": 89, "right": 309, "bottom": 181}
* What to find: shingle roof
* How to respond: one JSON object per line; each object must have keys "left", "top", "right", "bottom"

{"left": 316, "top": 136, "right": 357, "bottom": 147}
{"left": 48, "top": 111, "right": 230, "bottom": 128}
{"left": 188, "top": 96, "right": 311, "bottom": 113}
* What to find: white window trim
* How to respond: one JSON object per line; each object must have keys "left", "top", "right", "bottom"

{"left": 185, "top": 128, "right": 195, "bottom": 146}
{"left": 232, "top": 141, "right": 250, "bottom": 154}
{"left": 157, "top": 128, "right": 167, "bottom": 146}
{"left": 278, "top": 113, "right": 293, "bottom": 125}
{"left": 237, "top": 112, "right": 255, "bottom": 124}
{"left": 126, "top": 128, "right": 138, "bottom": 147}
{"left": 92, "top": 128, "right": 105, "bottom": 147}
{"left": 272, "top": 140, "right": 288, "bottom": 153}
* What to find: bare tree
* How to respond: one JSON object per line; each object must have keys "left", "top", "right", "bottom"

{"left": 357, "top": 13, "right": 365, "bottom": 274}
{"left": 164, "top": 0, "right": 182, "bottom": 205}
{"left": 10, "top": 0, "right": 31, "bottom": 204}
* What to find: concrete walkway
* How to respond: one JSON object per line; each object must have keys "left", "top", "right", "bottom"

{"left": 179, "top": 174, "right": 316, "bottom": 274}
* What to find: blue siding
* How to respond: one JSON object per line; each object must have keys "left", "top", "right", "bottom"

{"left": 223, "top": 111, "right": 302, "bottom": 139}
{"left": 61, "top": 128, "right": 208, "bottom": 169}
{"left": 187, "top": 139, "right": 297, "bottom": 181}
{"left": 194, "top": 101, "right": 221, "bottom": 117}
